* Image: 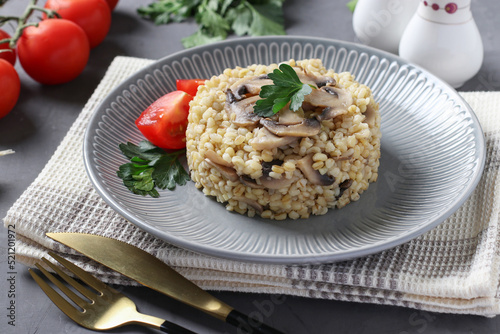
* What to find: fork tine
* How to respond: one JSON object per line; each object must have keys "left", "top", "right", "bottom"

{"left": 35, "top": 261, "right": 90, "bottom": 310}
{"left": 48, "top": 251, "right": 110, "bottom": 294}
{"left": 28, "top": 268, "right": 82, "bottom": 322}
{"left": 40, "top": 256, "right": 99, "bottom": 302}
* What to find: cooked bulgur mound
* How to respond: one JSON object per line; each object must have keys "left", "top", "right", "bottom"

{"left": 186, "top": 59, "right": 381, "bottom": 220}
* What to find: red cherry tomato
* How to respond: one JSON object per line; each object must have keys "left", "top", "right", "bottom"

{"left": 0, "top": 59, "right": 20, "bottom": 119}
{"left": 0, "top": 29, "right": 16, "bottom": 65}
{"left": 135, "top": 91, "right": 192, "bottom": 150}
{"left": 17, "top": 19, "right": 90, "bottom": 85}
{"left": 105, "top": 0, "right": 119, "bottom": 10}
{"left": 44, "top": 0, "right": 111, "bottom": 48}
{"left": 176, "top": 79, "right": 206, "bottom": 96}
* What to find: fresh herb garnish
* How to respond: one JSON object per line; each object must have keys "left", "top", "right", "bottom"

{"left": 117, "top": 141, "right": 190, "bottom": 198}
{"left": 253, "top": 63, "right": 314, "bottom": 117}
{"left": 346, "top": 0, "right": 358, "bottom": 13}
{"left": 137, "top": 0, "right": 286, "bottom": 48}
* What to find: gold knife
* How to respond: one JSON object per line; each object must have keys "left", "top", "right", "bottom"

{"left": 46, "top": 232, "right": 284, "bottom": 334}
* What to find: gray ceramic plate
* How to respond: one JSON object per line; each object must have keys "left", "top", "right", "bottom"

{"left": 83, "top": 36, "right": 485, "bottom": 264}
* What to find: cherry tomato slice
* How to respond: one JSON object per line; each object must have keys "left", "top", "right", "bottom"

{"left": 176, "top": 79, "right": 206, "bottom": 97}
{"left": 135, "top": 91, "right": 192, "bottom": 150}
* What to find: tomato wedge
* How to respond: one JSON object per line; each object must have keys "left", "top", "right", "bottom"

{"left": 176, "top": 79, "right": 205, "bottom": 97}
{"left": 135, "top": 90, "right": 192, "bottom": 150}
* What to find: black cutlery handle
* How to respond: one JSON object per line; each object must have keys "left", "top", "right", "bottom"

{"left": 226, "top": 309, "right": 284, "bottom": 334}
{"left": 160, "top": 319, "right": 198, "bottom": 334}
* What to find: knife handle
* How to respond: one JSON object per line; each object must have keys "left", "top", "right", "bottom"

{"left": 160, "top": 320, "right": 198, "bottom": 334}
{"left": 226, "top": 309, "right": 284, "bottom": 334}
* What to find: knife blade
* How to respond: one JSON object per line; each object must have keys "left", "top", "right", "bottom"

{"left": 46, "top": 232, "right": 284, "bottom": 334}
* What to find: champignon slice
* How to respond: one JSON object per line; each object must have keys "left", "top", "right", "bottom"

{"left": 293, "top": 67, "right": 336, "bottom": 88}
{"left": 255, "top": 159, "right": 297, "bottom": 189}
{"left": 303, "top": 85, "right": 353, "bottom": 121}
{"left": 337, "top": 179, "right": 354, "bottom": 199}
{"left": 250, "top": 128, "right": 299, "bottom": 150}
{"left": 260, "top": 118, "right": 321, "bottom": 137}
{"left": 225, "top": 92, "right": 262, "bottom": 127}
{"left": 363, "top": 104, "right": 376, "bottom": 127}
{"left": 240, "top": 175, "right": 266, "bottom": 189}
{"left": 296, "top": 155, "right": 335, "bottom": 186}
{"left": 232, "top": 196, "right": 264, "bottom": 215}
{"left": 333, "top": 154, "right": 353, "bottom": 161}
{"left": 259, "top": 175, "right": 297, "bottom": 189}
{"left": 316, "top": 107, "right": 348, "bottom": 121}
{"left": 205, "top": 149, "right": 232, "bottom": 167}
{"left": 204, "top": 158, "right": 239, "bottom": 182}
{"left": 229, "top": 75, "right": 273, "bottom": 100}
{"left": 278, "top": 106, "right": 304, "bottom": 125}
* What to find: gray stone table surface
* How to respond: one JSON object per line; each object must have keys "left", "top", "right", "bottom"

{"left": 1, "top": 0, "right": 500, "bottom": 333}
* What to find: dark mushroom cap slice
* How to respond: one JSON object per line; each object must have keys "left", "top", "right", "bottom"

{"left": 296, "top": 155, "right": 335, "bottom": 186}
{"left": 293, "top": 66, "right": 336, "bottom": 88}
{"left": 225, "top": 91, "right": 262, "bottom": 127}
{"left": 260, "top": 118, "right": 321, "bottom": 137}
{"left": 304, "top": 85, "right": 353, "bottom": 121}
{"left": 250, "top": 127, "right": 300, "bottom": 150}
{"left": 229, "top": 75, "right": 273, "bottom": 100}
{"left": 205, "top": 149, "right": 232, "bottom": 167}
{"left": 204, "top": 158, "right": 239, "bottom": 182}
{"left": 363, "top": 103, "right": 377, "bottom": 127}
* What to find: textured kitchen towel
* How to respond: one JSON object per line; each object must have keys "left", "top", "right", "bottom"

{"left": 4, "top": 56, "right": 500, "bottom": 317}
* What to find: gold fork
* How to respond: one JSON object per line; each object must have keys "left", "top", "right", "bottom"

{"left": 29, "top": 251, "right": 197, "bottom": 334}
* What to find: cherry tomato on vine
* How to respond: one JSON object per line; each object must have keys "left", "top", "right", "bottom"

{"left": 105, "top": 0, "right": 119, "bottom": 10}
{"left": 0, "top": 59, "right": 20, "bottom": 119}
{"left": 176, "top": 79, "right": 206, "bottom": 97}
{"left": 44, "top": 0, "right": 111, "bottom": 49}
{"left": 17, "top": 19, "right": 90, "bottom": 85}
{"left": 0, "top": 29, "right": 16, "bottom": 65}
{"left": 135, "top": 91, "right": 192, "bottom": 150}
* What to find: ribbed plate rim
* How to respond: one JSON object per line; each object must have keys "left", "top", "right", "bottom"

{"left": 83, "top": 36, "right": 486, "bottom": 264}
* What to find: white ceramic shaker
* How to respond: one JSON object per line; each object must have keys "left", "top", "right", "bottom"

{"left": 399, "top": 0, "right": 483, "bottom": 88}
{"left": 353, "top": 0, "right": 419, "bottom": 54}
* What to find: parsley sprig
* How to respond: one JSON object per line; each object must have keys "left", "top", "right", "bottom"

{"left": 253, "top": 63, "right": 314, "bottom": 117}
{"left": 137, "top": 0, "right": 286, "bottom": 48}
{"left": 117, "top": 141, "right": 190, "bottom": 198}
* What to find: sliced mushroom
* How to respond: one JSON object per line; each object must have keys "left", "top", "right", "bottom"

{"left": 232, "top": 196, "right": 264, "bottom": 215}
{"left": 293, "top": 67, "right": 336, "bottom": 88}
{"left": 250, "top": 127, "right": 299, "bottom": 150}
{"left": 229, "top": 75, "right": 273, "bottom": 100}
{"left": 278, "top": 106, "right": 304, "bottom": 125}
{"left": 240, "top": 175, "right": 266, "bottom": 189}
{"left": 204, "top": 158, "right": 239, "bottom": 182}
{"left": 316, "top": 107, "right": 348, "bottom": 121}
{"left": 260, "top": 118, "right": 321, "bottom": 137}
{"left": 337, "top": 179, "right": 354, "bottom": 199}
{"left": 296, "top": 155, "right": 335, "bottom": 186}
{"left": 205, "top": 149, "right": 232, "bottom": 167}
{"left": 333, "top": 154, "right": 354, "bottom": 161}
{"left": 304, "top": 85, "right": 352, "bottom": 109}
{"left": 225, "top": 92, "right": 262, "bottom": 127}
{"left": 257, "top": 159, "right": 297, "bottom": 189}
{"left": 259, "top": 176, "right": 296, "bottom": 189}
{"left": 363, "top": 104, "right": 376, "bottom": 127}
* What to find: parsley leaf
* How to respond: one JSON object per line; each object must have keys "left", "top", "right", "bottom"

{"left": 117, "top": 141, "right": 190, "bottom": 197}
{"left": 346, "top": 0, "right": 358, "bottom": 13}
{"left": 253, "top": 63, "right": 314, "bottom": 117}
